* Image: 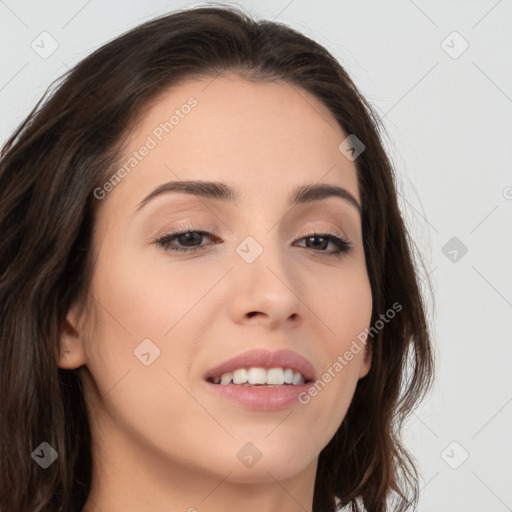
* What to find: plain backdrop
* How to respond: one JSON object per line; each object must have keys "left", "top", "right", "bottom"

{"left": 1, "top": 1, "right": 511, "bottom": 510}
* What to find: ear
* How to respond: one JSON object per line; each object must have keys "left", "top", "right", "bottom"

{"left": 57, "top": 304, "right": 87, "bottom": 369}
{"left": 358, "top": 342, "right": 372, "bottom": 379}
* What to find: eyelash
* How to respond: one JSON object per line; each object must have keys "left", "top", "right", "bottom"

{"left": 154, "top": 224, "right": 353, "bottom": 258}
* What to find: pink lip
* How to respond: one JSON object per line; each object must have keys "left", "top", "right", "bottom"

{"left": 203, "top": 348, "right": 316, "bottom": 382}
{"left": 202, "top": 380, "right": 314, "bottom": 411}
{"left": 202, "top": 349, "right": 317, "bottom": 411}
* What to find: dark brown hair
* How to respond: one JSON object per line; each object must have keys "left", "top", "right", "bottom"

{"left": 0, "top": 5, "right": 434, "bottom": 511}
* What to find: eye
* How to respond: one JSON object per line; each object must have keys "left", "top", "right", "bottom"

{"left": 154, "top": 225, "right": 352, "bottom": 257}
{"left": 294, "top": 229, "right": 352, "bottom": 258}
{"left": 155, "top": 225, "right": 219, "bottom": 253}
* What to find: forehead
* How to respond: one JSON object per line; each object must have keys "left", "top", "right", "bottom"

{"left": 103, "top": 74, "right": 360, "bottom": 210}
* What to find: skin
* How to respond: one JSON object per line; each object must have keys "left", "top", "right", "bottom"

{"left": 58, "top": 74, "right": 373, "bottom": 512}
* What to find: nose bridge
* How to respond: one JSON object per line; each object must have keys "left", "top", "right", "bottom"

{"left": 230, "top": 226, "right": 302, "bottom": 325}
{"left": 236, "top": 217, "right": 290, "bottom": 280}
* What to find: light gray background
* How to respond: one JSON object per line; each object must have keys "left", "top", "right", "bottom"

{"left": 1, "top": 1, "right": 511, "bottom": 510}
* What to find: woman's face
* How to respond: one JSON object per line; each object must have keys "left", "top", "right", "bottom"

{"left": 61, "top": 74, "right": 372, "bottom": 486}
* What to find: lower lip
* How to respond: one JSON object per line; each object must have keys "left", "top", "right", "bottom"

{"left": 202, "top": 380, "right": 314, "bottom": 410}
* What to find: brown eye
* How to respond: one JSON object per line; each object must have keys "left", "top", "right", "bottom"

{"left": 155, "top": 229, "right": 219, "bottom": 253}
{"left": 295, "top": 231, "right": 352, "bottom": 257}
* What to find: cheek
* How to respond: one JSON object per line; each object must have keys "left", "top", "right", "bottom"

{"left": 311, "top": 258, "right": 373, "bottom": 347}
{"left": 297, "top": 260, "right": 372, "bottom": 432}
{"left": 90, "top": 243, "right": 217, "bottom": 338}
{"left": 327, "top": 268, "right": 372, "bottom": 381}
{"left": 81, "top": 243, "right": 223, "bottom": 403}
{"left": 80, "top": 251, "right": 209, "bottom": 459}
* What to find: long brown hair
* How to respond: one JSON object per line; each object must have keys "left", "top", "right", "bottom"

{"left": 0, "top": 5, "right": 434, "bottom": 511}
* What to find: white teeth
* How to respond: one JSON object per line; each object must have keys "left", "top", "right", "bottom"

{"left": 213, "top": 367, "right": 306, "bottom": 386}
{"left": 247, "top": 367, "right": 267, "bottom": 385}
{"left": 292, "top": 371, "right": 304, "bottom": 385}
{"left": 266, "top": 368, "right": 284, "bottom": 385}
{"left": 220, "top": 372, "right": 232, "bottom": 385}
{"left": 232, "top": 368, "right": 248, "bottom": 384}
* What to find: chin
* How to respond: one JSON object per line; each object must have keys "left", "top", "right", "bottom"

{"left": 222, "top": 462, "right": 309, "bottom": 484}
{"left": 216, "top": 445, "right": 317, "bottom": 484}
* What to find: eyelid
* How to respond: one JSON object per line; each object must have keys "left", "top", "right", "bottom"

{"left": 154, "top": 222, "right": 348, "bottom": 243}
{"left": 294, "top": 224, "right": 347, "bottom": 240}
{"left": 154, "top": 222, "right": 352, "bottom": 257}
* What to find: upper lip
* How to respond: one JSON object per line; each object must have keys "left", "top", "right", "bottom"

{"left": 203, "top": 349, "right": 316, "bottom": 382}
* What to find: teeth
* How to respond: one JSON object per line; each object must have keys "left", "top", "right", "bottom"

{"left": 213, "top": 367, "right": 306, "bottom": 386}
{"left": 248, "top": 367, "right": 266, "bottom": 384}
{"left": 283, "top": 368, "right": 294, "bottom": 384}
{"left": 292, "top": 371, "right": 304, "bottom": 385}
{"left": 220, "top": 372, "right": 233, "bottom": 385}
{"left": 266, "top": 368, "right": 284, "bottom": 385}
{"left": 233, "top": 368, "right": 248, "bottom": 384}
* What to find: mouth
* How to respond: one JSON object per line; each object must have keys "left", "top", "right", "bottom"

{"left": 203, "top": 374, "right": 314, "bottom": 411}
{"left": 202, "top": 349, "right": 316, "bottom": 410}
{"left": 205, "top": 367, "right": 313, "bottom": 387}
{"left": 203, "top": 348, "right": 316, "bottom": 386}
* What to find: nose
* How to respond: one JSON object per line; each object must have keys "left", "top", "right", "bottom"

{"left": 228, "top": 236, "right": 304, "bottom": 330}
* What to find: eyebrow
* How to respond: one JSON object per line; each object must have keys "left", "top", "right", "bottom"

{"left": 136, "top": 180, "right": 361, "bottom": 214}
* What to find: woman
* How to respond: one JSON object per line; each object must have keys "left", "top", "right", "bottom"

{"left": 0, "top": 5, "right": 434, "bottom": 512}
